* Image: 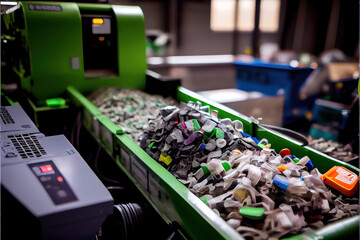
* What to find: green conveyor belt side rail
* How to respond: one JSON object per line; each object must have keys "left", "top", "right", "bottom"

{"left": 66, "top": 86, "right": 360, "bottom": 240}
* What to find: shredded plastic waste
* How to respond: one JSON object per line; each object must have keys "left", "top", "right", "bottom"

{"left": 88, "top": 87, "right": 177, "bottom": 141}
{"left": 89, "top": 88, "right": 359, "bottom": 239}
{"left": 138, "top": 101, "right": 359, "bottom": 239}
{"left": 308, "top": 136, "right": 359, "bottom": 163}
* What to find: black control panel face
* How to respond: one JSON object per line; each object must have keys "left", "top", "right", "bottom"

{"left": 28, "top": 161, "right": 77, "bottom": 205}
{"left": 80, "top": 10, "right": 118, "bottom": 78}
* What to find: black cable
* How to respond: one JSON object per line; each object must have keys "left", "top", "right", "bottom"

{"left": 94, "top": 145, "right": 124, "bottom": 186}
{"left": 70, "top": 112, "right": 80, "bottom": 146}
{"left": 106, "top": 186, "right": 126, "bottom": 190}
{"left": 260, "top": 124, "right": 309, "bottom": 146}
{"left": 348, "top": 94, "right": 359, "bottom": 114}
{"left": 76, "top": 112, "right": 82, "bottom": 151}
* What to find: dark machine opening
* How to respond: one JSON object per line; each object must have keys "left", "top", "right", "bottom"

{"left": 80, "top": 10, "right": 118, "bottom": 79}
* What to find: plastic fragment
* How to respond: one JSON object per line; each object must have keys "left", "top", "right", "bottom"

{"left": 240, "top": 207, "right": 265, "bottom": 220}
{"left": 277, "top": 166, "right": 287, "bottom": 172}
{"left": 321, "top": 166, "right": 359, "bottom": 197}
{"left": 279, "top": 148, "right": 291, "bottom": 157}
{"left": 159, "top": 154, "right": 172, "bottom": 165}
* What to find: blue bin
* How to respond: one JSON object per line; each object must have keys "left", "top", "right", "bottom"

{"left": 235, "top": 60, "right": 314, "bottom": 126}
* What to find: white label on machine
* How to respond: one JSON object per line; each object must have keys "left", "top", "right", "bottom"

{"left": 71, "top": 57, "right": 79, "bottom": 70}
{"left": 130, "top": 154, "right": 148, "bottom": 192}
{"left": 120, "top": 148, "right": 131, "bottom": 172}
{"left": 100, "top": 125, "right": 112, "bottom": 152}
{"left": 148, "top": 173, "right": 161, "bottom": 199}
{"left": 148, "top": 173, "right": 169, "bottom": 205}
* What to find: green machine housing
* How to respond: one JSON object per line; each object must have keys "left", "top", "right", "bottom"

{"left": 3, "top": 1, "right": 147, "bottom": 102}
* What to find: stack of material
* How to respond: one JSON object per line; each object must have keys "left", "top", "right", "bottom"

{"left": 139, "top": 101, "right": 359, "bottom": 239}
{"left": 308, "top": 137, "right": 359, "bottom": 163}
{"left": 89, "top": 87, "right": 177, "bottom": 141}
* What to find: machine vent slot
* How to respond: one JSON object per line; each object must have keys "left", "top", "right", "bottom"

{"left": 0, "top": 107, "right": 15, "bottom": 125}
{"left": 7, "top": 134, "right": 47, "bottom": 159}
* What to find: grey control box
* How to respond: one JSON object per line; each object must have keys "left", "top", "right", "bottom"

{"left": 1, "top": 105, "right": 113, "bottom": 240}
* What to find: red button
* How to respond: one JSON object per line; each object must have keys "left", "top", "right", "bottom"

{"left": 40, "top": 165, "right": 54, "bottom": 173}
{"left": 57, "top": 176, "right": 63, "bottom": 182}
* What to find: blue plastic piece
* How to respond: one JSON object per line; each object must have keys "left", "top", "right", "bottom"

{"left": 252, "top": 137, "right": 260, "bottom": 144}
{"left": 305, "top": 159, "right": 314, "bottom": 171}
{"left": 200, "top": 144, "right": 206, "bottom": 150}
{"left": 240, "top": 132, "right": 260, "bottom": 144}
{"left": 273, "top": 175, "right": 290, "bottom": 191}
{"left": 241, "top": 132, "right": 251, "bottom": 138}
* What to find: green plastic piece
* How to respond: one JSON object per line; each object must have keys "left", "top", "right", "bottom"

{"left": 257, "top": 143, "right": 266, "bottom": 149}
{"left": 148, "top": 141, "right": 156, "bottom": 149}
{"left": 293, "top": 158, "right": 300, "bottom": 163}
{"left": 221, "top": 162, "right": 231, "bottom": 171}
{"left": 116, "top": 129, "right": 124, "bottom": 135}
{"left": 240, "top": 207, "right": 265, "bottom": 220}
{"left": 215, "top": 128, "right": 225, "bottom": 138}
{"left": 201, "top": 165, "right": 210, "bottom": 174}
{"left": 192, "top": 119, "right": 201, "bottom": 132}
{"left": 45, "top": 98, "right": 66, "bottom": 107}
{"left": 210, "top": 128, "right": 224, "bottom": 139}
{"left": 200, "top": 196, "right": 209, "bottom": 206}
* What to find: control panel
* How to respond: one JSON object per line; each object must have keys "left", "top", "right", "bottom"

{"left": 29, "top": 161, "right": 77, "bottom": 205}
{"left": 1, "top": 104, "right": 113, "bottom": 240}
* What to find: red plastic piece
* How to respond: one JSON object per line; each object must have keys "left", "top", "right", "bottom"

{"left": 279, "top": 148, "right": 291, "bottom": 157}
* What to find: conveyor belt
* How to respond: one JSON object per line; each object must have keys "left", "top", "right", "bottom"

{"left": 67, "top": 85, "right": 360, "bottom": 240}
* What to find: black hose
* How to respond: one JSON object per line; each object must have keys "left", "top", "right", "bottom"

{"left": 260, "top": 124, "right": 309, "bottom": 146}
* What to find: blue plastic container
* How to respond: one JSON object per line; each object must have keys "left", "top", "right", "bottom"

{"left": 235, "top": 60, "right": 314, "bottom": 126}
